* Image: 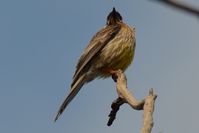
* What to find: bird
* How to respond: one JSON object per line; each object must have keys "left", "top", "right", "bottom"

{"left": 54, "top": 7, "right": 136, "bottom": 122}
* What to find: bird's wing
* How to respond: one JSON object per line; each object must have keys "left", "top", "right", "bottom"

{"left": 71, "top": 24, "right": 121, "bottom": 87}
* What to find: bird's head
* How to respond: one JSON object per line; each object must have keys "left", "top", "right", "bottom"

{"left": 107, "top": 7, "right": 123, "bottom": 25}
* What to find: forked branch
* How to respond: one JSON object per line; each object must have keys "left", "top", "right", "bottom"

{"left": 107, "top": 70, "right": 157, "bottom": 133}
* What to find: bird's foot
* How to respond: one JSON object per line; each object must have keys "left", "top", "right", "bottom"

{"left": 109, "top": 70, "right": 119, "bottom": 82}
{"left": 101, "top": 68, "right": 119, "bottom": 82}
{"left": 111, "top": 73, "right": 118, "bottom": 82}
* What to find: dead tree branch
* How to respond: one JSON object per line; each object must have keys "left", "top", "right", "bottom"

{"left": 140, "top": 89, "right": 157, "bottom": 133}
{"left": 107, "top": 70, "right": 157, "bottom": 133}
{"left": 153, "top": 0, "right": 199, "bottom": 17}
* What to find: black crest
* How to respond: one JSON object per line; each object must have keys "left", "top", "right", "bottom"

{"left": 107, "top": 8, "right": 123, "bottom": 25}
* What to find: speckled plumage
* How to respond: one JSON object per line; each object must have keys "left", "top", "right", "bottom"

{"left": 96, "top": 23, "right": 135, "bottom": 78}
{"left": 55, "top": 8, "right": 136, "bottom": 122}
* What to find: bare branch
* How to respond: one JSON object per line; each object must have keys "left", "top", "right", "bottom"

{"left": 140, "top": 89, "right": 157, "bottom": 133}
{"left": 107, "top": 70, "right": 157, "bottom": 133}
{"left": 107, "top": 97, "right": 125, "bottom": 126}
{"left": 153, "top": 0, "right": 199, "bottom": 17}
{"left": 115, "top": 70, "right": 145, "bottom": 110}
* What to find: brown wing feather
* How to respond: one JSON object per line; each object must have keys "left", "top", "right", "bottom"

{"left": 71, "top": 24, "right": 121, "bottom": 87}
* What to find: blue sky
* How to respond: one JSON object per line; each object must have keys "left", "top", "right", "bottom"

{"left": 0, "top": 0, "right": 198, "bottom": 133}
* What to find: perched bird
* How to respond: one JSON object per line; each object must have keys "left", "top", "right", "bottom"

{"left": 54, "top": 7, "right": 136, "bottom": 122}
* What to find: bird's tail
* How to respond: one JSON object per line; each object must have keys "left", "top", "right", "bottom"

{"left": 54, "top": 74, "right": 87, "bottom": 122}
